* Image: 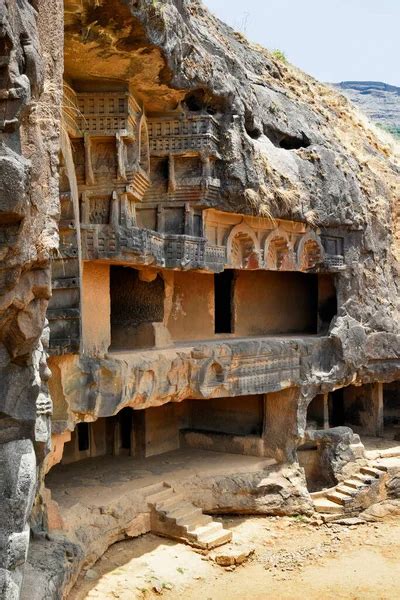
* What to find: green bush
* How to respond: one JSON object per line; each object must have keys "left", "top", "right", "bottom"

{"left": 271, "top": 49, "right": 288, "bottom": 63}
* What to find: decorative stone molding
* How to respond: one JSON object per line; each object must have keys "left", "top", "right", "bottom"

{"left": 296, "top": 232, "right": 325, "bottom": 271}
{"left": 76, "top": 90, "right": 141, "bottom": 136}
{"left": 63, "top": 85, "right": 151, "bottom": 203}
{"left": 226, "top": 223, "right": 261, "bottom": 269}
{"left": 50, "top": 335, "right": 317, "bottom": 422}
{"left": 264, "top": 229, "right": 294, "bottom": 270}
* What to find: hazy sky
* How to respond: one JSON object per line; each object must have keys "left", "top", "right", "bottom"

{"left": 204, "top": 0, "right": 400, "bottom": 86}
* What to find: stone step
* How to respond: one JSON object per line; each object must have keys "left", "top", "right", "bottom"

{"left": 192, "top": 521, "right": 223, "bottom": 538}
{"left": 156, "top": 494, "right": 185, "bottom": 510}
{"left": 342, "top": 478, "right": 368, "bottom": 490}
{"left": 353, "top": 473, "right": 374, "bottom": 485}
{"left": 148, "top": 483, "right": 232, "bottom": 549}
{"left": 313, "top": 497, "right": 345, "bottom": 514}
{"left": 373, "top": 464, "right": 388, "bottom": 473}
{"left": 168, "top": 503, "right": 200, "bottom": 521}
{"left": 183, "top": 513, "right": 212, "bottom": 532}
{"left": 196, "top": 529, "right": 233, "bottom": 549}
{"left": 326, "top": 490, "right": 353, "bottom": 506}
{"left": 146, "top": 488, "right": 174, "bottom": 506}
{"left": 142, "top": 482, "right": 168, "bottom": 498}
{"left": 194, "top": 522, "right": 232, "bottom": 548}
{"left": 336, "top": 483, "right": 358, "bottom": 496}
{"left": 360, "top": 466, "right": 381, "bottom": 478}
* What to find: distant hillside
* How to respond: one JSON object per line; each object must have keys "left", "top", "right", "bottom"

{"left": 333, "top": 81, "right": 400, "bottom": 139}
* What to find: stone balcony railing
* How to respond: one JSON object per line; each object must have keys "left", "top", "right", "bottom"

{"left": 79, "top": 224, "right": 344, "bottom": 273}
{"left": 80, "top": 224, "right": 227, "bottom": 271}
{"left": 322, "top": 254, "right": 346, "bottom": 271}
{"left": 148, "top": 113, "right": 220, "bottom": 157}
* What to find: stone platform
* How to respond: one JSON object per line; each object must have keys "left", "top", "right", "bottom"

{"left": 42, "top": 449, "right": 310, "bottom": 596}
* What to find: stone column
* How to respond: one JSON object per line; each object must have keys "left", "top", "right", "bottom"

{"left": 263, "top": 387, "right": 301, "bottom": 463}
{"left": 168, "top": 154, "right": 176, "bottom": 194}
{"left": 84, "top": 133, "right": 95, "bottom": 186}
{"left": 110, "top": 191, "right": 120, "bottom": 227}
{"left": 323, "top": 393, "right": 330, "bottom": 429}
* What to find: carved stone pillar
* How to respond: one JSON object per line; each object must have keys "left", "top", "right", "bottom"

{"left": 110, "top": 191, "right": 120, "bottom": 227}
{"left": 84, "top": 133, "right": 95, "bottom": 186}
{"left": 116, "top": 133, "right": 127, "bottom": 181}
{"left": 168, "top": 153, "right": 176, "bottom": 194}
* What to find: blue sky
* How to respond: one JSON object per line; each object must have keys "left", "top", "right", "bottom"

{"left": 204, "top": 0, "right": 400, "bottom": 86}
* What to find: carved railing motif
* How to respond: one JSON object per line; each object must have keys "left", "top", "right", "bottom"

{"left": 76, "top": 91, "right": 140, "bottom": 135}
{"left": 148, "top": 113, "right": 220, "bottom": 156}
{"left": 79, "top": 222, "right": 344, "bottom": 273}
{"left": 80, "top": 225, "right": 226, "bottom": 271}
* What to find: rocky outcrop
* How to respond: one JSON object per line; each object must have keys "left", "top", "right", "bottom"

{"left": 0, "top": 1, "right": 62, "bottom": 597}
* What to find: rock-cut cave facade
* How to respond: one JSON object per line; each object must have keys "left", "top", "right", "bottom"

{"left": 1, "top": 1, "right": 400, "bottom": 598}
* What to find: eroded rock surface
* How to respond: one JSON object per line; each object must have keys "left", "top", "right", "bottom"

{"left": 0, "top": 1, "right": 62, "bottom": 597}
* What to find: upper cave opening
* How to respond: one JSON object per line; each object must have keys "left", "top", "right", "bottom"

{"left": 264, "top": 125, "right": 311, "bottom": 150}
{"left": 244, "top": 109, "right": 262, "bottom": 139}
{"left": 245, "top": 122, "right": 262, "bottom": 140}
{"left": 183, "top": 89, "right": 224, "bottom": 115}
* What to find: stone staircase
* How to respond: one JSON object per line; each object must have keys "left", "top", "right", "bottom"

{"left": 143, "top": 482, "right": 232, "bottom": 549}
{"left": 312, "top": 464, "right": 388, "bottom": 517}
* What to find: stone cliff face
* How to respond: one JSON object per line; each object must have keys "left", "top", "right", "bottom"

{"left": 1, "top": 1, "right": 400, "bottom": 598}
{"left": 64, "top": 0, "right": 399, "bottom": 357}
{"left": 0, "top": 0, "right": 63, "bottom": 597}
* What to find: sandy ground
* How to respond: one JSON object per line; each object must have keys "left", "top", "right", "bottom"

{"left": 69, "top": 515, "right": 400, "bottom": 600}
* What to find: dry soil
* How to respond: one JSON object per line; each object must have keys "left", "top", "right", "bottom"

{"left": 69, "top": 515, "right": 400, "bottom": 600}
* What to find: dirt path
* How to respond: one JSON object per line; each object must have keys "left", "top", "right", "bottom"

{"left": 70, "top": 516, "right": 400, "bottom": 600}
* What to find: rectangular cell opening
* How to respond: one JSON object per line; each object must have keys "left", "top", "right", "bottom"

{"left": 188, "top": 395, "right": 263, "bottom": 437}
{"left": 119, "top": 407, "right": 133, "bottom": 452}
{"left": 318, "top": 274, "right": 337, "bottom": 334}
{"left": 214, "top": 270, "right": 234, "bottom": 334}
{"left": 328, "top": 388, "right": 345, "bottom": 427}
{"left": 110, "top": 266, "right": 164, "bottom": 350}
{"left": 234, "top": 271, "right": 318, "bottom": 336}
{"left": 77, "top": 422, "right": 90, "bottom": 452}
